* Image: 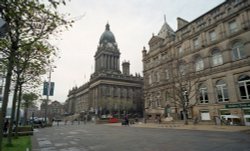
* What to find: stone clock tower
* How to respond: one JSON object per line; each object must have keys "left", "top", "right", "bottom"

{"left": 94, "top": 23, "right": 121, "bottom": 74}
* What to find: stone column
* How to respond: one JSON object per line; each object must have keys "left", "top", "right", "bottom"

{"left": 219, "top": 22, "right": 226, "bottom": 39}
{"left": 107, "top": 55, "right": 110, "bottom": 69}
{"left": 118, "top": 58, "right": 120, "bottom": 70}
{"left": 207, "top": 78, "right": 216, "bottom": 104}
{"left": 226, "top": 73, "right": 238, "bottom": 102}
{"left": 110, "top": 56, "right": 112, "bottom": 70}
{"left": 97, "top": 58, "right": 100, "bottom": 71}
{"left": 103, "top": 54, "right": 106, "bottom": 69}
{"left": 111, "top": 56, "right": 114, "bottom": 69}
{"left": 114, "top": 56, "right": 116, "bottom": 70}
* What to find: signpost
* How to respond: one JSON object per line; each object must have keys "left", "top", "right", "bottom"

{"left": 43, "top": 81, "right": 55, "bottom": 96}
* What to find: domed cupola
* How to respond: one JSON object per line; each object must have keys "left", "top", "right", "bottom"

{"left": 94, "top": 23, "right": 121, "bottom": 75}
{"left": 99, "top": 23, "right": 116, "bottom": 44}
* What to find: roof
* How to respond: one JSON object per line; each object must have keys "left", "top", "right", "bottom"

{"left": 99, "top": 23, "right": 116, "bottom": 44}
{"left": 157, "top": 21, "right": 175, "bottom": 38}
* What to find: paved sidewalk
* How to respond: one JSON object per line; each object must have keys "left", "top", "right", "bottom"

{"left": 32, "top": 122, "right": 250, "bottom": 151}
{"left": 106, "top": 122, "right": 250, "bottom": 132}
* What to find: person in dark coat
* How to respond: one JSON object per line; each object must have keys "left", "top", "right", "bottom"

{"left": 124, "top": 115, "right": 129, "bottom": 126}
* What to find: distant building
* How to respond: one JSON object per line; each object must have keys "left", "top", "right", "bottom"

{"left": 27, "top": 105, "right": 39, "bottom": 120}
{"left": 142, "top": 0, "right": 250, "bottom": 125}
{"left": 48, "top": 101, "right": 64, "bottom": 120}
{"left": 40, "top": 100, "right": 64, "bottom": 121}
{"left": 65, "top": 23, "right": 144, "bottom": 117}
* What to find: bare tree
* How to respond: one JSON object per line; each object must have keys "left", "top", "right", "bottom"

{"left": 166, "top": 58, "right": 200, "bottom": 125}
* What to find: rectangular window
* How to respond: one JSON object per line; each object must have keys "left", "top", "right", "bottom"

{"left": 165, "top": 69, "right": 169, "bottom": 80}
{"left": 239, "top": 81, "right": 250, "bottom": 99}
{"left": 220, "top": 109, "right": 230, "bottom": 115}
{"left": 212, "top": 53, "right": 223, "bottom": 66}
{"left": 209, "top": 30, "right": 216, "bottom": 42}
{"left": 229, "top": 20, "right": 238, "bottom": 33}
{"left": 200, "top": 88, "right": 208, "bottom": 103}
{"left": 179, "top": 64, "right": 186, "bottom": 76}
{"left": 217, "top": 85, "right": 229, "bottom": 102}
{"left": 200, "top": 111, "right": 211, "bottom": 120}
{"left": 178, "top": 46, "right": 183, "bottom": 55}
{"left": 157, "top": 72, "right": 160, "bottom": 82}
{"left": 193, "top": 38, "right": 199, "bottom": 49}
{"left": 243, "top": 81, "right": 250, "bottom": 99}
{"left": 195, "top": 59, "right": 204, "bottom": 71}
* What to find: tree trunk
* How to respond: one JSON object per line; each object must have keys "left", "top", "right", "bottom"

{"left": 182, "top": 110, "right": 188, "bottom": 125}
{"left": 24, "top": 103, "right": 28, "bottom": 125}
{"left": 0, "top": 48, "right": 16, "bottom": 151}
{"left": 7, "top": 74, "right": 20, "bottom": 145}
{"left": 15, "top": 83, "right": 22, "bottom": 138}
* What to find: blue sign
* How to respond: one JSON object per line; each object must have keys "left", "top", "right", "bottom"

{"left": 43, "top": 82, "right": 55, "bottom": 96}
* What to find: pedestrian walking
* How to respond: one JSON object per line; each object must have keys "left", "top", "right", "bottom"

{"left": 124, "top": 114, "right": 129, "bottom": 126}
{"left": 84, "top": 115, "right": 87, "bottom": 124}
{"left": 158, "top": 116, "right": 162, "bottom": 124}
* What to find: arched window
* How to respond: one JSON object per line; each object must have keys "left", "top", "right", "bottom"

{"left": 195, "top": 57, "right": 204, "bottom": 71}
{"left": 212, "top": 49, "right": 223, "bottom": 66}
{"left": 232, "top": 41, "right": 245, "bottom": 60}
{"left": 216, "top": 80, "right": 229, "bottom": 102}
{"left": 238, "top": 75, "right": 250, "bottom": 100}
{"left": 199, "top": 83, "right": 208, "bottom": 103}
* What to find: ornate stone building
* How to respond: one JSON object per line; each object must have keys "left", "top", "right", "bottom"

{"left": 65, "top": 23, "right": 144, "bottom": 117}
{"left": 142, "top": 0, "right": 250, "bottom": 125}
{"left": 40, "top": 100, "right": 64, "bottom": 120}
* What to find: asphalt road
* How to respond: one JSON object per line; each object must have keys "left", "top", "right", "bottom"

{"left": 32, "top": 123, "right": 250, "bottom": 151}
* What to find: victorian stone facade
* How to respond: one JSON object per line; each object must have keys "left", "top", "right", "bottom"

{"left": 143, "top": 0, "right": 250, "bottom": 125}
{"left": 65, "top": 24, "right": 144, "bottom": 117}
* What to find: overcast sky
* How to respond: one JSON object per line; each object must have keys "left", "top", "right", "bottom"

{"left": 44, "top": 0, "right": 225, "bottom": 103}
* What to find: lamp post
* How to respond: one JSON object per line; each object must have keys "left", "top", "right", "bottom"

{"left": 44, "top": 66, "right": 55, "bottom": 124}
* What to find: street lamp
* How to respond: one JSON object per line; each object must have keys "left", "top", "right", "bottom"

{"left": 44, "top": 65, "right": 55, "bottom": 124}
